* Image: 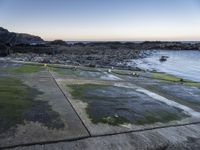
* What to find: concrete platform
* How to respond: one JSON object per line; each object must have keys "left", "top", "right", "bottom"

{"left": 1, "top": 61, "right": 200, "bottom": 149}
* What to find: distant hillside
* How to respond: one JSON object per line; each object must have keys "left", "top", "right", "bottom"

{"left": 0, "top": 27, "right": 44, "bottom": 45}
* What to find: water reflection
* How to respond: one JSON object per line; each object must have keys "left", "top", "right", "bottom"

{"left": 130, "top": 50, "right": 200, "bottom": 82}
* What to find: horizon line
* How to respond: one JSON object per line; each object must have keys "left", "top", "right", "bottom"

{"left": 2, "top": 26, "right": 200, "bottom": 42}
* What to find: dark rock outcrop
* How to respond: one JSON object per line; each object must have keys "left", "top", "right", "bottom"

{"left": 0, "top": 27, "right": 44, "bottom": 45}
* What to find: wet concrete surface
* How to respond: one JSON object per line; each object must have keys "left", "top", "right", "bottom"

{"left": 121, "top": 74, "right": 200, "bottom": 112}
{"left": 1, "top": 61, "right": 200, "bottom": 149}
{"left": 146, "top": 84, "right": 200, "bottom": 111}
{"left": 50, "top": 67, "right": 122, "bottom": 81}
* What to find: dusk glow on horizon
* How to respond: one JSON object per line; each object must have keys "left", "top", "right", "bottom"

{"left": 0, "top": 0, "right": 200, "bottom": 41}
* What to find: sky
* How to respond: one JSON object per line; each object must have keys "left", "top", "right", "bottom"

{"left": 0, "top": 0, "right": 200, "bottom": 41}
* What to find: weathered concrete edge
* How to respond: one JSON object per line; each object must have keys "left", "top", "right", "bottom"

{"left": 3, "top": 122, "right": 200, "bottom": 150}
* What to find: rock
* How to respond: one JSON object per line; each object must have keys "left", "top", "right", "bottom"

{"left": 160, "top": 56, "right": 169, "bottom": 62}
{"left": 0, "top": 43, "right": 10, "bottom": 56}
{"left": 0, "top": 27, "right": 44, "bottom": 45}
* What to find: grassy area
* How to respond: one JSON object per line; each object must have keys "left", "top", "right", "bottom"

{"left": 0, "top": 77, "right": 64, "bottom": 134}
{"left": 184, "top": 82, "right": 200, "bottom": 88}
{"left": 152, "top": 72, "right": 200, "bottom": 88}
{"left": 67, "top": 83, "right": 187, "bottom": 126}
{"left": 152, "top": 72, "right": 182, "bottom": 82}
{"left": 8, "top": 64, "right": 44, "bottom": 74}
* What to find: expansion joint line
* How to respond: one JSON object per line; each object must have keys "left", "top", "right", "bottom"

{"left": 46, "top": 67, "right": 92, "bottom": 137}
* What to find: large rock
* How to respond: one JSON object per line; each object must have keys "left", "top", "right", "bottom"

{"left": 0, "top": 27, "right": 44, "bottom": 45}
{"left": 0, "top": 43, "right": 10, "bottom": 56}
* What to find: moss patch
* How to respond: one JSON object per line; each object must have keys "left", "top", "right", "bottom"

{"left": 67, "top": 83, "right": 188, "bottom": 126}
{"left": 0, "top": 77, "right": 64, "bottom": 134}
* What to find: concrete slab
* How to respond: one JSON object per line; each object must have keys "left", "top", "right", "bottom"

{"left": 54, "top": 78, "right": 200, "bottom": 136}
{"left": 0, "top": 67, "right": 89, "bottom": 148}
{"left": 50, "top": 66, "right": 122, "bottom": 81}
{"left": 0, "top": 62, "right": 51, "bottom": 78}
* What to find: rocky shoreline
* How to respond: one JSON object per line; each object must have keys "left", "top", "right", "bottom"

{"left": 1, "top": 27, "right": 200, "bottom": 69}
{"left": 3, "top": 49, "right": 148, "bottom": 69}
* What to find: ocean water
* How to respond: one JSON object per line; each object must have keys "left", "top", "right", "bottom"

{"left": 129, "top": 50, "right": 200, "bottom": 82}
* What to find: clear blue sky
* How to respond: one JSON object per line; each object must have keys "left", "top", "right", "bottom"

{"left": 0, "top": 0, "right": 200, "bottom": 41}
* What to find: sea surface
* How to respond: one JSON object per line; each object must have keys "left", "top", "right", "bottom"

{"left": 129, "top": 50, "right": 200, "bottom": 82}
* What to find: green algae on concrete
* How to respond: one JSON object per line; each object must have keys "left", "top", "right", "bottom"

{"left": 67, "top": 83, "right": 188, "bottom": 126}
{"left": 0, "top": 77, "right": 64, "bottom": 134}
